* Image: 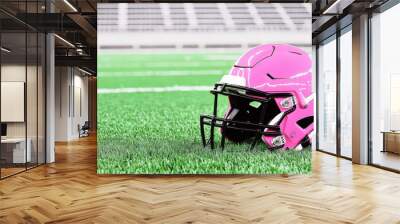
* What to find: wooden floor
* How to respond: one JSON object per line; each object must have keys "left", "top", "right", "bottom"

{"left": 1, "top": 135, "right": 400, "bottom": 223}
{"left": 372, "top": 150, "right": 400, "bottom": 171}
{"left": 0, "top": 167, "right": 26, "bottom": 178}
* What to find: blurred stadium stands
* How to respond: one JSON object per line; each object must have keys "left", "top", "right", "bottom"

{"left": 98, "top": 3, "right": 311, "bottom": 52}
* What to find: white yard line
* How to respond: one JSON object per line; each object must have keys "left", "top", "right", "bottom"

{"left": 99, "top": 70, "right": 225, "bottom": 77}
{"left": 98, "top": 85, "right": 213, "bottom": 94}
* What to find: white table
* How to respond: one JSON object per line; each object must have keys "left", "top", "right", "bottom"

{"left": 1, "top": 138, "right": 31, "bottom": 163}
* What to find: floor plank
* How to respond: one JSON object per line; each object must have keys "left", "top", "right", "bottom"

{"left": 0, "top": 135, "right": 400, "bottom": 223}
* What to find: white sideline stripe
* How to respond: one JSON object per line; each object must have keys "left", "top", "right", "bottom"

{"left": 98, "top": 86, "right": 212, "bottom": 94}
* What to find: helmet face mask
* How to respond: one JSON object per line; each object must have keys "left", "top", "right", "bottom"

{"left": 200, "top": 44, "right": 314, "bottom": 151}
{"left": 222, "top": 94, "right": 280, "bottom": 143}
{"left": 200, "top": 83, "right": 296, "bottom": 150}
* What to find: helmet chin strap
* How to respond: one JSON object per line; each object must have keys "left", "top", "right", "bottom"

{"left": 268, "top": 112, "right": 284, "bottom": 126}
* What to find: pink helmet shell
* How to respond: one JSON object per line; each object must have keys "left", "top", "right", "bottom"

{"left": 226, "top": 44, "right": 313, "bottom": 150}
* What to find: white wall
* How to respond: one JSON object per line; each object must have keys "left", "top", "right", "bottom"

{"left": 55, "top": 66, "right": 69, "bottom": 141}
{"left": 1, "top": 63, "right": 46, "bottom": 164}
{"left": 55, "top": 67, "right": 89, "bottom": 141}
{"left": 71, "top": 73, "right": 89, "bottom": 138}
{"left": 1, "top": 65, "right": 26, "bottom": 139}
{"left": 0, "top": 65, "right": 41, "bottom": 138}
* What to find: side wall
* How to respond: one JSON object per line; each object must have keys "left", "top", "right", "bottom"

{"left": 54, "top": 67, "right": 89, "bottom": 141}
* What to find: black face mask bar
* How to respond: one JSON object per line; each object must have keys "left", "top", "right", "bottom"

{"left": 200, "top": 83, "right": 296, "bottom": 151}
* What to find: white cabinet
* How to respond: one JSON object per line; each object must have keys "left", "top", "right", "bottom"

{"left": 1, "top": 138, "right": 32, "bottom": 163}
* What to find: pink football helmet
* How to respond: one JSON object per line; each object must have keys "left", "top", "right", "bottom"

{"left": 200, "top": 44, "right": 313, "bottom": 150}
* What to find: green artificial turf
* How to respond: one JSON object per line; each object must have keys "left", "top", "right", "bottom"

{"left": 97, "top": 52, "right": 312, "bottom": 174}
{"left": 98, "top": 74, "right": 220, "bottom": 89}
{"left": 98, "top": 52, "right": 238, "bottom": 73}
{"left": 98, "top": 52, "right": 237, "bottom": 89}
